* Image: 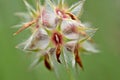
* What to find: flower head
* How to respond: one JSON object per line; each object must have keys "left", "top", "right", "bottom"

{"left": 14, "top": 0, "right": 98, "bottom": 71}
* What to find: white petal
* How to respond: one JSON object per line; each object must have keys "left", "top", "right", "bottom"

{"left": 24, "top": 28, "right": 50, "bottom": 50}
{"left": 50, "top": 0, "right": 57, "bottom": 5}
{"left": 23, "top": 0, "right": 36, "bottom": 17}
{"left": 69, "top": 0, "right": 85, "bottom": 17}
{"left": 41, "top": 8, "right": 58, "bottom": 29}
{"left": 29, "top": 55, "right": 44, "bottom": 69}
{"left": 61, "top": 19, "right": 81, "bottom": 39}
{"left": 81, "top": 41, "right": 99, "bottom": 53}
{"left": 61, "top": 47, "right": 76, "bottom": 68}
{"left": 65, "top": 40, "right": 77, "bottom": 52}
{"left": 15, "top": 12, "right": 32, "bottom": 22}
{"left": 45, "top": 0, "right": 55, "bottom": 9}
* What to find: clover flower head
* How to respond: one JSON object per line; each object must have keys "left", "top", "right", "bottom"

{"left": 14, "top": 0, "right": 98, "bottom": 71}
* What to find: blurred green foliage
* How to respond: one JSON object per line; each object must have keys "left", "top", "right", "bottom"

{"left": 0, "top": 0, "right": 120, "bottom": 80}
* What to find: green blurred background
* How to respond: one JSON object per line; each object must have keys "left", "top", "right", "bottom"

{"left": 0, "top": 0, "right": 120, "bottom": 80}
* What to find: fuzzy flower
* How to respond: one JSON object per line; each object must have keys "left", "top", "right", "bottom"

{"left": 14, "top": 0, "right": 98, "bottom": 71}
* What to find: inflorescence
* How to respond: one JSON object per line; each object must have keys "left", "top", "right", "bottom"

{"left": 14, "top": 0, "right": 98, "bottom": 71}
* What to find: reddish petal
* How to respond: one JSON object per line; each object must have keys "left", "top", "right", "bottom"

{"left": 44, "top": 54, "right": 52, "bottom": 70}
{"left": 51, "top": 31, "right": 63, "bottom": 46}
{"left": 56, "top": 8, "right": 69, "bottom": 19}
{"left": 74, "top": 44, "right": 83, "bottom": 69}
{"left": 56, "top": 45, "right": 61, "bottom": 63}
{"left": 66, "top": 12, "right": 77, "bottom": 20}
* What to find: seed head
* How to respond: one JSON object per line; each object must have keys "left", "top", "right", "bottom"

{"left": 14, "top": 0, "right": 98, "bottom": 71}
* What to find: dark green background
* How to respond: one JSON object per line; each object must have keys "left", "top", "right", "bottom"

{"left": 0, "top": 0, "right": 120, "bottom": 80}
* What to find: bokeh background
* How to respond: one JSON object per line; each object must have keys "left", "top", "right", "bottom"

{"left": 0, "top": 0, "right": 120, "bottom": 80}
